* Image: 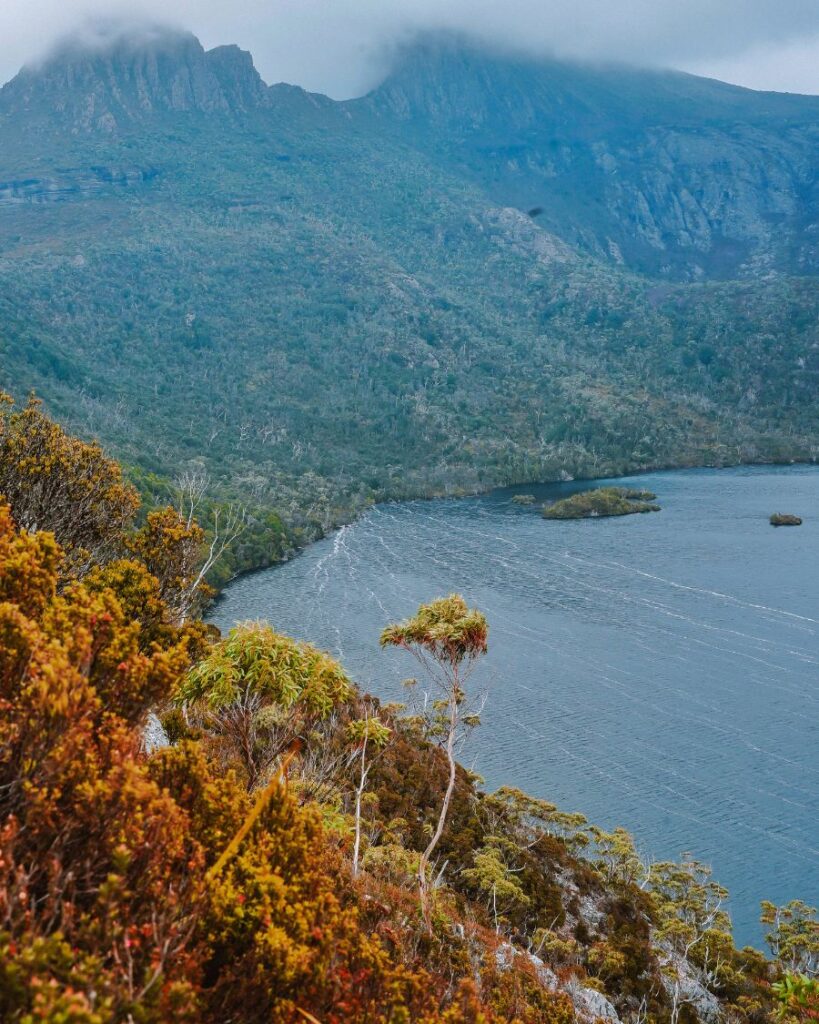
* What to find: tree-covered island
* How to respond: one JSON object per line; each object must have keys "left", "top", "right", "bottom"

{"left": 543, "top": 486, "right": 661, "bottom": 519}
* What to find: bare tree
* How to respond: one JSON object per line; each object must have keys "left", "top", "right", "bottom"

{"left": 187, "top": 505, "right": 247, "bottom": 601}
{"left": 347, "top": 706, "right": 391, "bottom": 880}
{"left": 175, "top": 467, "right": 210, "bottom": 528}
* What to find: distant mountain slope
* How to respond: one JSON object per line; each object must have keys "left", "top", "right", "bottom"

{"left": 354, "top": 38, "right": 819, "bottom": 279}
{"left": 0, "top": 29, "right": 816, "bottom": 569}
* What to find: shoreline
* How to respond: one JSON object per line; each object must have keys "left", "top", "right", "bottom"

{"left": 210, "top": 455, "right": 818, "bottom": 609}
{"left": 208, "top": 457, "right": 819, "bottom": 949}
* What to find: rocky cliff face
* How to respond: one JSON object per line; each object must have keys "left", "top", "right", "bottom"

{"left": 0, "top": 28, "right": 267, "bottom": 132}
{"left": 356, "top": 38, "right": 819, "bottom": 279}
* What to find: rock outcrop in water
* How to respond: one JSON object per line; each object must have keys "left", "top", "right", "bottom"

{"left": 770, "top": 512, "right": 803, "bottom": 526}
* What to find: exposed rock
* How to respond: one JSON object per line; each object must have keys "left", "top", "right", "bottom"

{"left": 0, "top": 166, "right": 159, "bottom": 204}
{"left": 567, "top": 978, "right": 622, "bottom": 1024}
{"left": 770, "top": 513, "right": 802, "bottom": 526}
{"left": 658, "top": 950, "right": 723, "bottom": 1024}
{"left": 359, "top": 36, "right": 819, "bottom": 280}
{"left": 142, "top": 711, "right": 169, "bottom": 754}
{"left": 495, "top": 942, "right": 622, "bottom": 1024}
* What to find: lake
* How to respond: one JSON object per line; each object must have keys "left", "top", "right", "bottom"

{"left": 212, "top": 466, "right": 819, "bottom": 947}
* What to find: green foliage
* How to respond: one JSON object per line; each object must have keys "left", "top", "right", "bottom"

{"left": 1, "top": 56, "right": 818, "bottom": 585}
{"left": 380, "top": 594, "right": 488, "bottom": 666}
{"left": 347, "top": 715, "right": 392, "bottom": 749}
{"left": 0, "top": 403, "right": 811, "bottom": 1024}
{"left": 651, "top": 856, "right": 732, "bottom": 961}
{"left": 486, "top": 787, "right": 589, "bottom": 854}
{"left": 461, "top": 837, "right": 531, "bottom": 922}
{"left": 761, "top": 901, "right": 819, "bottom": 977}
{"left": 771, "top": 972, "right": 819, "bottom": 1023}
{"left": 181, "top": 621, "right": 353, "bottom": 713}
{"left": 590, "top": 826, "right": 647, "bottom": 887}
{"left": 543, "top": 486, "right": 661, "bottom": 519}
{"left": 179, "top": 622, "right": 355, "bottom": 788}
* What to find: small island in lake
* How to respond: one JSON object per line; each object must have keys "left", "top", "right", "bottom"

{"left": 511, "top": 493, "right": 536, "bottom": 505}
{"left": 770, "top": 513, "right": 802, "bottom": 526}
{"left": 543, "top": 486, "right": 661, "bottom": 519}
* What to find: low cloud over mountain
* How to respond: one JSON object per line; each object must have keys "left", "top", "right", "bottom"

{"left": 1, "top": 0, "right": 819, "bottom": 97}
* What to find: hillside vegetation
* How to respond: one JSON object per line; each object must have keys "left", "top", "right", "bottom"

{"left": 0, "top": 30, "right": 817, "bottom": 579}
{"left": 1, "top": 392, "right": 818, "bottom": 1023}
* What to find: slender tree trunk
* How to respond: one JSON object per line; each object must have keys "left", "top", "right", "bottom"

{"left": 352, "top": 730, "right": 368, "bottom": 880}
{"left": 418, "top": 676, "right": 458, "bottom": 932}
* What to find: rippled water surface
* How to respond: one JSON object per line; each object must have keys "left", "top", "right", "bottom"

{"left": 213, "top": 466, "right": 819, "bottom": 946}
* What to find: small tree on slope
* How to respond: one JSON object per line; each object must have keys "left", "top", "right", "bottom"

{"left": 380, "top": 594, "right": 488, "bottom": 931}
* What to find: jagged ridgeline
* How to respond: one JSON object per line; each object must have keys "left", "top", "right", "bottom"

{"left": 0, "top": 401, "right": 816, "bottom": 1023}
{"left": 0, "top": 28, "right": 818, "bottom": 576}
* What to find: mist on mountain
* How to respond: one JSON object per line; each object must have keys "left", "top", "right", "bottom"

{"left": 2, "top": 0, "right": 819, "bottom": 97}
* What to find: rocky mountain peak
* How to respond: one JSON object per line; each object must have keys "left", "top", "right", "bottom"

{"left": 0, "top": 24, "right": 267, "bottom": 132}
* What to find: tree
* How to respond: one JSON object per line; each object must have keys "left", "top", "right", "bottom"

{"left": 178, "top": 622, "right": 354, "bottom": 789}
{"left": 347, "top": 708, "right": 391, "bottom": 879}
{"left": 461, "top": 837, "right": 530, "bottom": 931}
{"left": 484, "top": 786, "right": 589, "bottom": 854}
{"left": 761, "top": 901, "right": 819, "bottom": 978}
{"left": 0, "top": 393, "right": 139, "bottom": 576}
{"left": 172, "top": 467, "right": 248, "bottom": 617}
{"left": 591, "top": 826, "right": 651, "bottom": 888}
{"left": 380, "top": 594, "right": 488, "bottom": 930}
{"left": 0, "top": 497, "right": 474, "bottom": 1023}
{"left": 0, "top": 394, "right": 239, "bottom": 619}
{"left": 128, "top": 504, "right": 245, "bottom": 625}
{"left": 651, "top": 856, "right": 732, "bottom": 1024}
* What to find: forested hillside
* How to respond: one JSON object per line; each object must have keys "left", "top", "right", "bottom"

{"left": 0, "top": 29, "right": 817, "bottom": 578}
{"left": 1, "top": 398, "right": 816, "bottom": 1023}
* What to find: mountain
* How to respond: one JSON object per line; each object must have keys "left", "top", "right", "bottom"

{"left": 0, "top": 28, "right": 817, "bottom": 575}
{"left": 0, "top": 28, "right": 267, "bottom": 130}
{"left": 357, "top": 38, "right": 819, "bottom": 279}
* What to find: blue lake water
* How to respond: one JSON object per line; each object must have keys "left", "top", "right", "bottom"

{"left": 212, "top": 466, "right": 819, "bottom": 947}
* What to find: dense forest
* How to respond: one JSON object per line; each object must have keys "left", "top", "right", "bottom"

{"left": 1, "top": 396, "right": 816, "bottom": 1023}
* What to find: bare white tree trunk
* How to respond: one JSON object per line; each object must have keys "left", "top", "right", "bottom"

{"left": 352, "top": 727, "right": 369, "bottom": 880}
{"left": 418, "top": 675, "right": 459, "bottom": 931}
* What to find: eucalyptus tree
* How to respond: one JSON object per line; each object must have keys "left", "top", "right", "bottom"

{"left": 178, "top": 622, "right": 353, "bottom": 789}
{"left": 380, "top": 594, "right": 488, "bottom": 930}
{"left": 761, "top": 900, "right": 819, "bottom": 979}
{"left": 650, "top": 856, "right": 732, "bottom": 1024}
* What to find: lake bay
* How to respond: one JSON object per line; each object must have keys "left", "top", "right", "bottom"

{"left": 213, "top": 466, "right": 819, "bottom": 946}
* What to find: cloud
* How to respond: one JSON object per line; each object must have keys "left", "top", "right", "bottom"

{"left": 681, "top": 31, "right": 819, "bottom": 94}
{"left": 1, "top": 0, "right": 818, "bottom": 97}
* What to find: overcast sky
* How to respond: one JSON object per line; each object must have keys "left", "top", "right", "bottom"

{"left": 1, "top": 0, "right": 818, "bottom": 98}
